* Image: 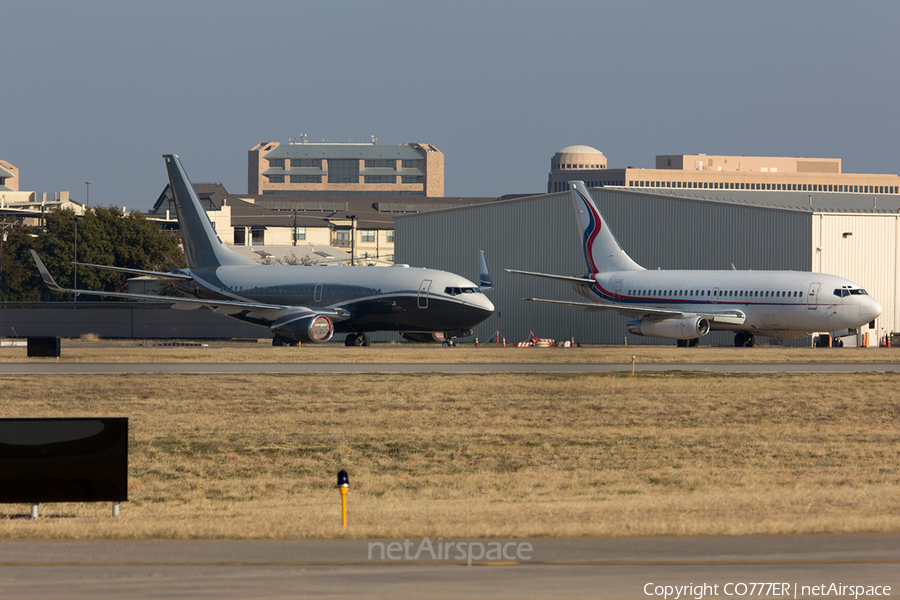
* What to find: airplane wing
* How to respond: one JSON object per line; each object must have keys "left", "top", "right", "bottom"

{"left": 72, "top": 261, "right": 194, "bottom": 281}
{"left": 505, "top": 269, "right": 594, "bottom": 284}
{"left": 522, "top": 297, "right": 746, "bottom": 324}
{"left": 31, "top": 250, "right": 351, "bottom": 321}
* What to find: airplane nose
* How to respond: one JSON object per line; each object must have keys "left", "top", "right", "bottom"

{"left": 860, "top": 297, "right": 883, "bottom": 324}
{"left": 466, "top": 294, "right": 495, "bottom": 327}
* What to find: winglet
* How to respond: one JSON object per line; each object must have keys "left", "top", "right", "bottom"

{"left": 30, "top": 250, "right": 68, "bottom": 293}
{"left": 478, "top": 250, "right": 493, "bottom": 292}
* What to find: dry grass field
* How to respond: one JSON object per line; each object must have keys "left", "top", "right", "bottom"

{"left": 1, "top": 364, "right": 898, "bottom": 540}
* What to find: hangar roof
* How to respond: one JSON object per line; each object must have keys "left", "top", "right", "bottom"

{"left": 150, "top": 183, "right": 495, "bottom": 230}
{"left": 616, "top": 186, "right": 900, "bottom": 214}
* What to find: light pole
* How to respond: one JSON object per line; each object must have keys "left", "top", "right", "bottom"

{"left": 85, "top": 182, "right": 92, "bottom": 207}
{"left": 0, "top": 222, "right": 10, "bottom": 302}
{"left": 350, "top": 215, "right": 356, "bottom": 266}
{"left": 72, "top": 215, "right": 82, "bottom": 302}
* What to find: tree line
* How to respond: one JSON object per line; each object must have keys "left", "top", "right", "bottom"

{"left": 0, "top": 207, "right": 186, "bottom": 302}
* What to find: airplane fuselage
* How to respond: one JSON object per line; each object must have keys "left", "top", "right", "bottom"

{"left": 582, "top": 270, "right": 881, "bottom": 338}
{"left": 175, "top": 264, "right": 494, "bottom": 335}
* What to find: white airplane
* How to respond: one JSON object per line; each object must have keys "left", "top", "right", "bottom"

{"left": 32, "top": 154, "right": 494, "bottom": 347}
{"left": 508, "top": 181, "right": 882, "bottom": 347}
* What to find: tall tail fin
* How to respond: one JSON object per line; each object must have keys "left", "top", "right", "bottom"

{"left": 569, "top": 180, "right": 644, "bottom": 273}
{"left": 163, "top": 154, "right": 255, "bottom": 269}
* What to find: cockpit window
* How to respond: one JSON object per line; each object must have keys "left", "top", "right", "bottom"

{"left": 834, "top": 288, "right": 868, "bottom": 298}
{"left": 445, "top": 286, "right": 479, "bottom": 296}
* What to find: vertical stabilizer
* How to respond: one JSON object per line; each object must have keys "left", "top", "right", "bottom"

{"left": 569, "top": 181, "right": 644, "bottom": 273}
{"left": 163, "top": 154, "right": 255, "bottom": 268}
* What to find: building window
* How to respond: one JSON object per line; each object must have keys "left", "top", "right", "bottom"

{"left": 268, "top": 175, "right": 284, "bottom": 183}
{"left": 365, "top": 159, "right": 395, "bottom": 168}
{"left": 291, "top": 159, "right": 321, "bottom": 168}
{"left": 402, "top": 159, "right": 418, "bottom": 168}
{"left": 294, "top": 227, "right": 306, "bottom": 242}
{"left": 401, "top": 176, "right": 420, "bottom": 183}
{"left": 234, "top": 228, "right": 246, "bottom": 245}
{"left": 334, "top": 231, "right": 350, "bottom": 247}
{"left": 328, "top": 159, "right": 359, "bottom": 183}
{"left": 365, "top": 175, "right": 396, "bottom": 183}
{"left": 360, "top": 230, "right": 375, "bottom": 243}
{"left": 386, "top": 230, "right": 395, "bottom": 243}
{"left": 251, "top": 228, "right": 265, "bottom": 245}
{"left": 291, "top": 175, "right": 321, "bottom": 183}
{"left": 269, "top": 159, "right": 285, "bottom": 168}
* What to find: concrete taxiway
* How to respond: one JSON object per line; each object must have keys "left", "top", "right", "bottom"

{"left": 0, "top": 361, "right": 898, "bottom": 374}
{"left": 1, "top": 535, "right": 897, "bottom": 599}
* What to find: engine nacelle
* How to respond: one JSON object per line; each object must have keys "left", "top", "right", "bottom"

{"left": 626, "top": 317, "right": 710, "bottom": 340}
{"left": 272, "top": 314, "right": 335, "bottom": 343}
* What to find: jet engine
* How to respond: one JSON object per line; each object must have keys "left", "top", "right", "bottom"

{"left": 626, "top": 317, "right": 710, "bottom": 339}
{"left": 272, "top": 314, "right": 335, "bottom": 343}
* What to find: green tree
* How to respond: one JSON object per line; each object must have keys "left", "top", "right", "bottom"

{"left": 1, "top": 207, "right": 185, "bottom": 302}
{"left": 0, "top": 220, "right": 42, "bottom": 301}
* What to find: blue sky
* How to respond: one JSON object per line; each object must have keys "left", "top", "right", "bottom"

{"left": 3, "top": 0, "right": 899, "bottom": 209}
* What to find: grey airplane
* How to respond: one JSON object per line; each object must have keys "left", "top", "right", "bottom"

{"left": 32, "top": 154, "right": 494, "bottom": 346}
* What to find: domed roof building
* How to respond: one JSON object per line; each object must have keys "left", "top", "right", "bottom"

{"left": 552, "top": 145, "right": 607, "bottom": 170}
{"left": 548, "top": 145, "right": 612, "bottom": 193}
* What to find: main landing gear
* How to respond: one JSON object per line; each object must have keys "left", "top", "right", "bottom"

{"left": 345, "top": 333, "right": 371, "bottom": 347}
{"left": 676, "top": 338, "right": 700, "bottom": 347}
{"left": 734, "top": 332, "right": 755, "bottom": 347}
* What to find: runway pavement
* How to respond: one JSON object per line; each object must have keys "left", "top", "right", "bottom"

{"left": 0, "top": 361, "right": 899, "bottom": 374}
{"left": 1, "top": 535, "right": 897, "bottom": 599}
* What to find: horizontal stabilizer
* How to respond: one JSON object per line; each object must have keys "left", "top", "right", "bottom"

{"left": 506, "top": 269, "right": 594, "bottom": 284}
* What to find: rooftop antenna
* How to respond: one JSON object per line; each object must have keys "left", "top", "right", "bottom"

{"left": 371, "top": 135, "right": 377, "bottom": 144}
{"left": 300, "top": 133, "right": 307, "bottom": 143}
